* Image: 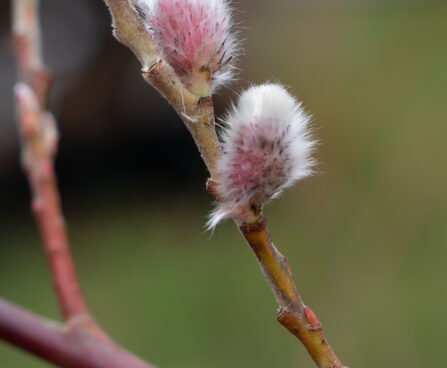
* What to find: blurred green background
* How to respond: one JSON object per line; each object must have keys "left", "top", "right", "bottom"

{"left": 1, "top": 0, "right": 447, "bottom": 367}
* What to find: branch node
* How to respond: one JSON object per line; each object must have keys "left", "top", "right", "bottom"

{"left": 144, "top": 60, "right": 163, "bottom": 77}
{"left": 206, "top": 178, "right": 219, "bottom": 198}
{"left": 198, "top": 96, "right": 213, "bottom": 108}
{"left": 239, "top": 216, "right": 266, "bottom": 234}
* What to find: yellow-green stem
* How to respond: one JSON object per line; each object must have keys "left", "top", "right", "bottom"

{"left": 240, "top": 217, "right": 344, "bottom": 368}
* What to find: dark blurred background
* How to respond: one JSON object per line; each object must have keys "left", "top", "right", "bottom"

{"left": 1, "top": 0, "right": 447, "bottom": 367}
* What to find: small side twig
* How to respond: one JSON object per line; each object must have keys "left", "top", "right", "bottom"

{"left": 12, "top": 0, "right": 81, "bottom": 331}
{"left": 1, "top": 1, "right": 158, "bottom": 367}
{"left": 13, "top": 0, "right": 88, "bottom": 325}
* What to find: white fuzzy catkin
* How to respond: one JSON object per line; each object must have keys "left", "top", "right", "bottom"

{"left": 133, "top": 0, "right": 238, "bottom": 95}
{"left": 208, "top": 83, "right": 315, "bottom": 229}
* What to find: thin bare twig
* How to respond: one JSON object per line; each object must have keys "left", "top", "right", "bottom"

{"left": 12, "top": 0, "right": 88, "bottom": 323}
{"left": 0, "top": 1, "right": 158, "bottom": 367}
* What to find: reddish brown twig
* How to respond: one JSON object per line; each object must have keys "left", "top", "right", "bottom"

{"left": 0, "top": 298, "right": 156, "bottom": 368}
{"left": 12, "top": 0, "right": 87, "bottom": 323}
{"left": 0, "top": 1, "right": 158, "bottom": 367}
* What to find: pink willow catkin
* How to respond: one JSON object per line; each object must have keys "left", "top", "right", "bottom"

{"left": 208, "top": 84, "right": 316, "bottom": 229}
{"left": 132, "top": 2, "right": 314, "bottom": 228}
{"left": 134, "top": 0, "right": 238, "bottom": 96}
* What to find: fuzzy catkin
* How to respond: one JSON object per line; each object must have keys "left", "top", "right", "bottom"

{"left": 208, "top": 84, "right": 315, "bottom": 229}
{"left": 134, "top": 0, "right": 238, "bottom": 96}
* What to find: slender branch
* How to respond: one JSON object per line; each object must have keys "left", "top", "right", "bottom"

{"left": 30, "top": 156, "right": 90, "bottom": 322}
{"left": 2, "top": 2, "right": 159, "bottom": 368}
{"left": 12, "top": 0, "right": 49, "bottom": 108}
{"left": 0, "top": 298, "right": 156, "bottom": 368}
{"left": 240, "top": 218, "right": 344, "bottom": 368}
{"left": 102, "top": 1, "right": 347, "bottom": 367}
{"left": 12, "top": 0, "right": 88, "bottom": 323}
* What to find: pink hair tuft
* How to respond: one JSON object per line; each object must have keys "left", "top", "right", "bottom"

{"left": 135, "top": 0, "right": 238, "bottom": 96}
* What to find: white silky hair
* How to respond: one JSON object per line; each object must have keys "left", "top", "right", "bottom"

{"left": 132, "top": 0, "right": 155, "bottom": 18}
{"left": 133, "top": 0, "right": 230, "bottom": 18}
{"left": 207, "top": 83, "right": 316, "bottom": 230}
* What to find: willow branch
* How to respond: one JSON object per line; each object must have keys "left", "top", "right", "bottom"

{"left": 2, "top": 1, "right": 159, "bottom": 367}
{"left": 12, "top": 0, "right": 88, "bottom": 323}
{"left": 103, "top": 1, "right": 346, "bottom": 367}
{"left": 0, "top": 298, "right": 156, "bottom": 368}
